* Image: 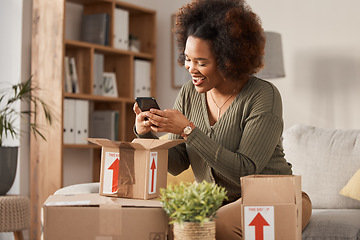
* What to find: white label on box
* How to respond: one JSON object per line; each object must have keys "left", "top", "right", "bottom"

{"left": 148, "top": 152, "right": 158, "bottom": 194}
{"left": 45, "top": 201, "right": 91, "bottom": 206}
{"left": 103, "top": 152, "right": 120, "bottom": 194}
{"left": 244, "top": 206, "right": 274, "bottom": 240}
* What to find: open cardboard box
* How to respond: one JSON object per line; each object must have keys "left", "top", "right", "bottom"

{"left": 240, "top": 175, "right": 302, "bottom": 240}
{"left": 88, "top": 138, "right": 184, "bottom": 199}
{"left": 42, "top": 193, "right": 169, "bottom": 240}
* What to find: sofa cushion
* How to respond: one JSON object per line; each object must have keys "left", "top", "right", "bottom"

{"left": 302, "top": 209, "right": 360, "bottom": 240}
{"left": 283, "top": 124, "right": 360, "bottom": 209}
{"left": 340, "top": 168, "right": 360, "bottom": 202}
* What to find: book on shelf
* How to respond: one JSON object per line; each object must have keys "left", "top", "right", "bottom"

{"left": 134, "top": 59, "right": 151, "bottom": 97}
{"left": 90, "top": 110, "right": 119, "bottom": 141}
{"left": 81, "top": 13, "right": 110, "bottom": 46}
{"left": 114, "top": 8, "right": 129, "bottom": 50}
{"left": 69, "top": 57, "right": 80, "bottom": 93}
{"left": 93, "top": 53, "right": 104, "bottom": 95}
{"left": 64, "top": 56, "right": 72, "bottom": 93}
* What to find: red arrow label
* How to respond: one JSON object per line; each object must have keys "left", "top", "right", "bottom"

{"left": 150, "top": 157, "right": 156, "bottom": 193}
{"left": 108, "top": 158, "right": 119, "bottom": 193}
{"left": 249, "top": 212, "right": 270, "bottom": 240}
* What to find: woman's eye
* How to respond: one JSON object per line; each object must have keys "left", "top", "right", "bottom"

{"left": 199, "top": 62, "right": 206, "bottom": 67}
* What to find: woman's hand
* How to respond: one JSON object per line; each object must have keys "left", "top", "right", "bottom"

{"left": 133, "top": 102, "right": 152, "bottom": 135}
{"left": 145, "top": 108, "right": 190, "bottom": 135}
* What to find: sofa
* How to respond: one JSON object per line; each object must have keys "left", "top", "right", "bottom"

{"left": 283, "top": 124, "right": 360, "bottom": 240}
{"left": 55, "top": 124, "right": 360, "bottom": 239}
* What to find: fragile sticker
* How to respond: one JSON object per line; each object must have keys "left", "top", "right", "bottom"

{"left": 244, "top": 206, "right": 274, "bottom": 240}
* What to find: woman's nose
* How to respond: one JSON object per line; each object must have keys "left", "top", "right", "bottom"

{"left": 186, "top": 62, "right": 197, "bottom": 73}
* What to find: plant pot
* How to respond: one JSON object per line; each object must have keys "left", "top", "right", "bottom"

{"left": 0, "top": 146, "right": 18, "bottom": 195}
{"left": 173, "top": 221, "right": 216, "bottom": 240}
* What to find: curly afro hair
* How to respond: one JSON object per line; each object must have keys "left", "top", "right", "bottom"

{"left": 175, "top": 0, "right": 265, "bottom": 81}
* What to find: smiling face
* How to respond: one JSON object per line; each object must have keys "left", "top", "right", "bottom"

{"left": 184, "top": 36, "right": 224, "bottom": 93}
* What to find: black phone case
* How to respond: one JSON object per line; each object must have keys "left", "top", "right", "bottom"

{"left": 135, "top": 97, "right": 160, "bottom": 112}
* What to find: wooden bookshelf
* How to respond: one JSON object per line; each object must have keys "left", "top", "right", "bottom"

{"left": 30, "top": 0, "right": 156, "bottom": 239}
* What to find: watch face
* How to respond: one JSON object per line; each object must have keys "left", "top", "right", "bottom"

{"left": 184, "top": 126, "right": 192, "bottom": 135}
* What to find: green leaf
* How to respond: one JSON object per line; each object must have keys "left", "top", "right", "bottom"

{"left": 159, "top": 181, "right": 228, "bottom": 225}
{"left": 0, "top": 75, "right": 53, "bottom": 146}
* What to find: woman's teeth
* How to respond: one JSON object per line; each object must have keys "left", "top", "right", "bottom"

{"left": 192, "top": 76, "right": 206, "bottom": 86}
{"left": 193, "top": 77, "right": 205, "bottom": 82}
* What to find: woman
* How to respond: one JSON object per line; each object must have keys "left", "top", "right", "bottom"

{"left": 133, "top": 0, "right": 311, "bottom": 238}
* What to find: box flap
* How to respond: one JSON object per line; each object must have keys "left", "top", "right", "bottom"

{"left": 241, "top": 175, "right": 301, "bottom": 204}
{"left": 43, "top": 194, "right": 163, "bottom": 208}
{"left": 132, "top": 138, "right": 184, "bottom": 150}
{"left": 88, "top": 138, "right": 139, "bottom": 149}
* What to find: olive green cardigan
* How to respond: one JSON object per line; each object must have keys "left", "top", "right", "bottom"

{"left": 137, "top": 77, "right": 292, "bottom": 201}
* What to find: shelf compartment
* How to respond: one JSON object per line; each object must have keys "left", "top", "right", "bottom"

{"left": 65, "top": 44, "right": 92, "bottom": 95}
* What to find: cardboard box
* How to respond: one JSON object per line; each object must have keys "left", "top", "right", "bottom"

{"left": 88, "top": 138, "right": 184, "bottom": 199}
{"left": 240, "top": 175, "right": 302, "bottom": 240}
{"left": 42, "top": 194, "right": 169, "bottom": 240}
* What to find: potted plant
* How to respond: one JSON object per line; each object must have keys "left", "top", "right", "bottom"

{"left": 160, "top": 181, "right": 227, "bottom": 240}
{"left": 0, "top": 76, "right": 52, "bottom": 195}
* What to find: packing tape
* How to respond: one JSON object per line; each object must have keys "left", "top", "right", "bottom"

{"left": 118, "top": 148, "right": 135, "bottom": 197}
{"left": 95, "top": 236, "right": 113, "bottom": 240}
{"left": 99, "top": 205, "right": 122, "bottom": 236}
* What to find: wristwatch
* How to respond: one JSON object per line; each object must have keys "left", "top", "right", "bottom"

{"left": 181, "top": 122, "right": 195, "bottom": 138}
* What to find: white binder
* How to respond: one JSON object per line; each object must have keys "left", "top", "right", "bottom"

{"left": 74, "top": 99, "right": 89, "bottom": 144}
{"left": 134, "top": 59, "right": 151, "bottom": 97}
{"left": 63, "top": 99, "right": 76, "bottom": 144}
{"left": 114, "top": 8, "right": 129, "bottom": 50}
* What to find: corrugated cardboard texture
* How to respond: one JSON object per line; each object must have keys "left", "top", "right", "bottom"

{"left": 42, "top": 194, "right": 168, "bottom": 240}
{"left": 241, "top": 175, "right": 301, "bottom": 204}
{"left": 88, "top": 138, "right": 184, "bottom": 199}
{"left": 241, "top": 175, "right": 302, "bottom": 240}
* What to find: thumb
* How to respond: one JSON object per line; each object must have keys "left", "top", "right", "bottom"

{"left": 133, "top": 102, "right": 141, "bottom": 115}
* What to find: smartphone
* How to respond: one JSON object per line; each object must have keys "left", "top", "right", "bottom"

{"left": 135, "top": 97, "right": 160, "bottom": 112}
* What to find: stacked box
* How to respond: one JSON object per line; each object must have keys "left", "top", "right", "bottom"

{"left": 42, "top": 194, "right": 168, "bottom": 240}
{"left": 88, "top": 138, "right": 184, "bottom": 199}
{"left": 241, "top": 175, "right": 302, "bottom": 240}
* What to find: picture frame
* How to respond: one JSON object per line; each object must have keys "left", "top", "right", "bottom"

{"left": 102, "top": 72, "right": 118, "bottom": 97}
{"left": 171, "top": 14, "right": 190, "bottom": 89}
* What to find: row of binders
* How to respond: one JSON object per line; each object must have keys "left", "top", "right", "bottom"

{"left": 81, "top": 8, "right": 129, "bottom": 50}
{"left": 63, "top": 99, "right": 119, "bottom": 144}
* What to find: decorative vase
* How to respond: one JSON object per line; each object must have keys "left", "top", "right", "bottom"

{"left": 0, "top": 146, "right": 18, "bottom": 195}
{"left": 173, "top": 221, "right": 216, "bottom": 240}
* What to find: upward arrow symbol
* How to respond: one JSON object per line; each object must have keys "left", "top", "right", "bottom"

{"left": 249, "top": 212, "right": 270, "bottom": 240}
{"left": 108, "top": 158, "right": 119, "bottom": 193}
{"left": 150, "top": 158, "right": 156, "bottom": 193}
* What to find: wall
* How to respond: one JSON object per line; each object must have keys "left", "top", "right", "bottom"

{"left": 122, "top": 0, "right": 360, "bottom": 131}
{"left": 247, "top": 0, "right": 360, "bottom": 130}
{"left": 0, "top": 1, "right": 31, "bottom": 239}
